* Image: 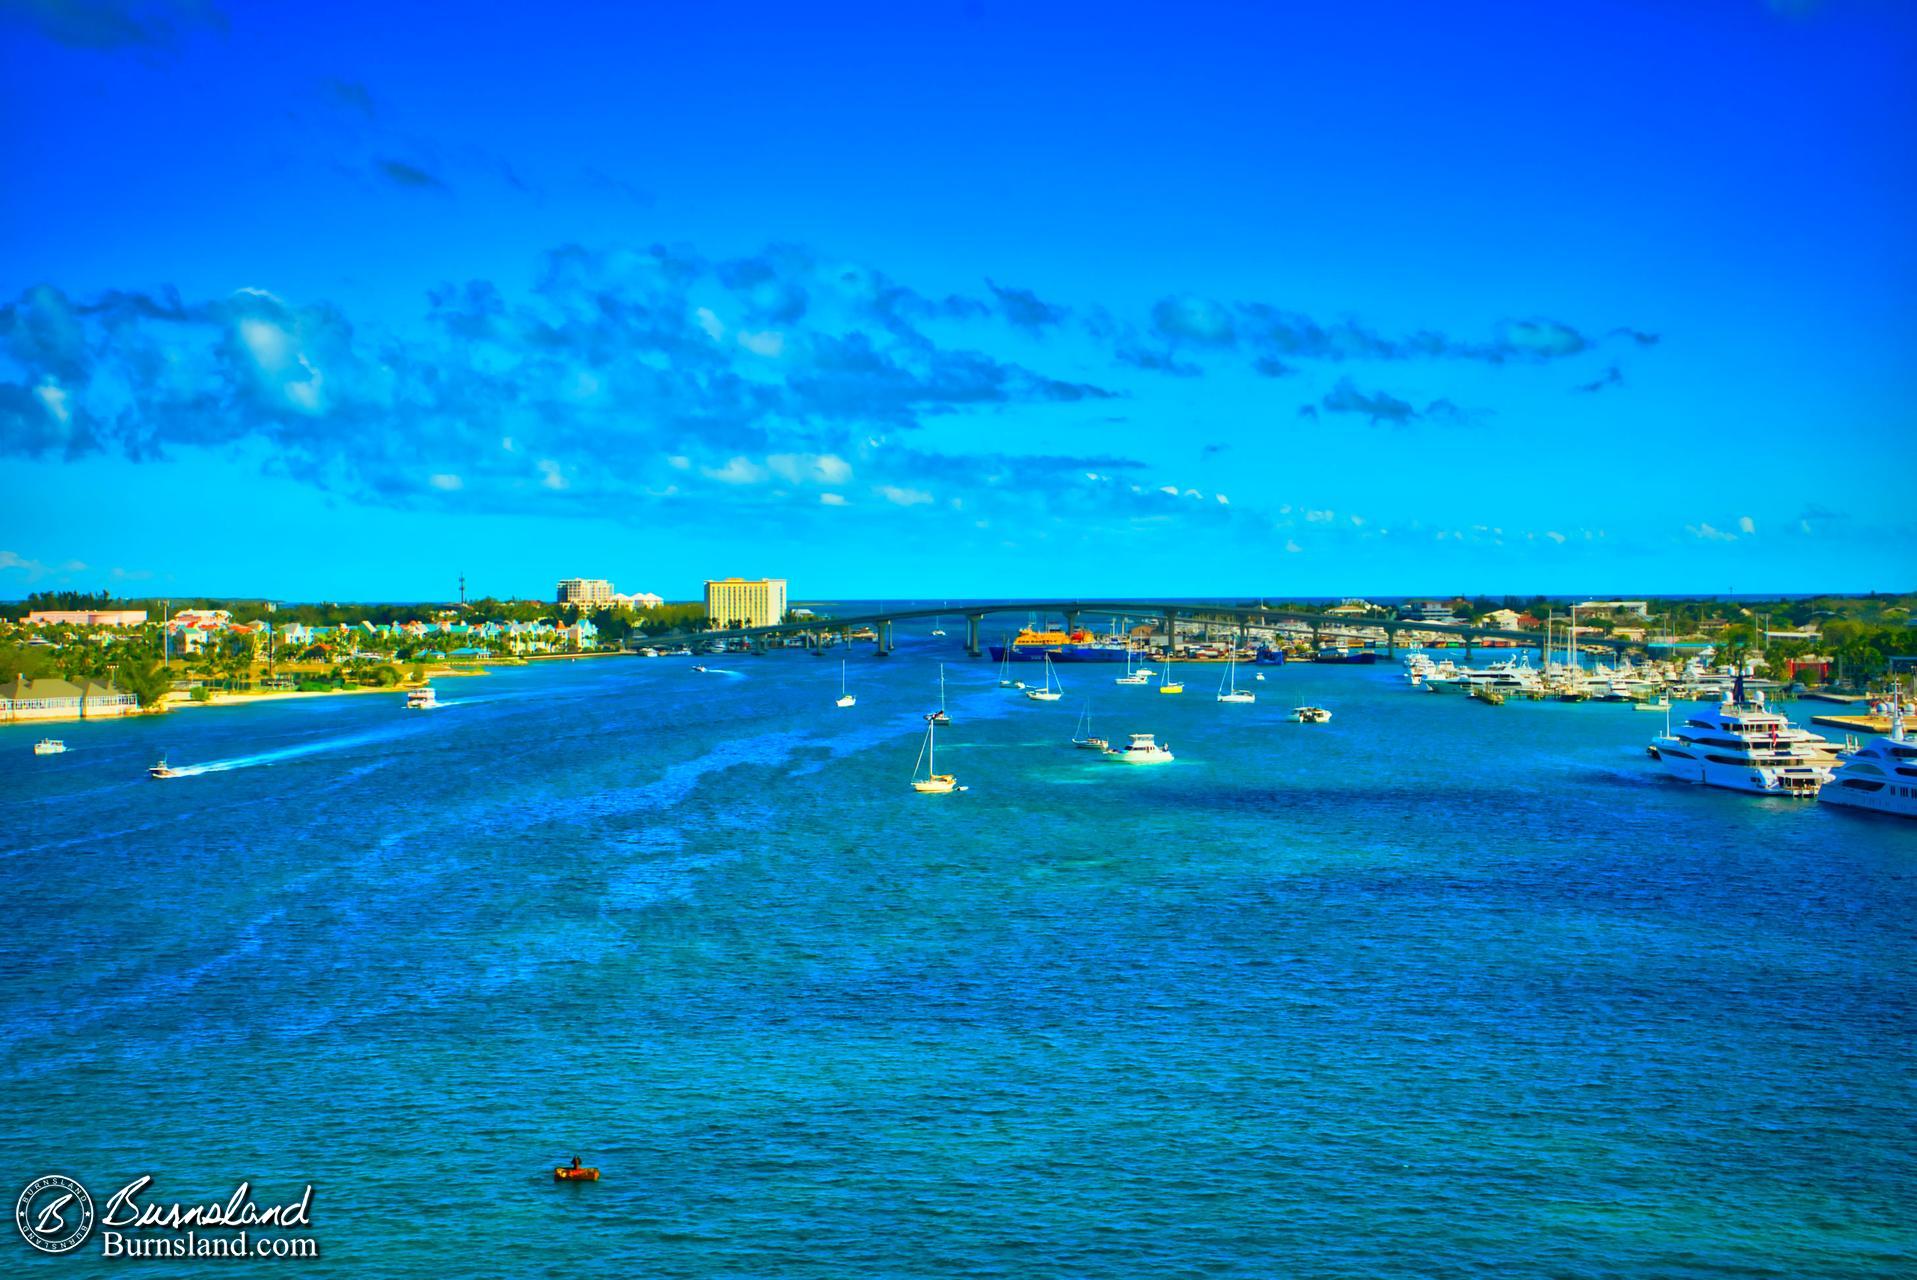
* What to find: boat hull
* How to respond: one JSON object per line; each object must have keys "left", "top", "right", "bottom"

{"left": 1649, "top": 745, "right": 1828, "bottom": 795}
{"left": 988, "top": 644, "right": 1132, "bottom": 663}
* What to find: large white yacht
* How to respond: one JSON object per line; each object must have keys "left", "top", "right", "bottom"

{"left": 1648, "top": 678, "right": 1837, "bottom": 796}
{"left": 1820, "top": 698, "right": 1917, "bottom": 819}
{"left": 1424, "top": 658, "right": 1540, "bottom": 697}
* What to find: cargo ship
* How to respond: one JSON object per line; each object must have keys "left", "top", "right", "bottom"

{"left": 988, "top": 627, "right": 1134, "bottom": 663}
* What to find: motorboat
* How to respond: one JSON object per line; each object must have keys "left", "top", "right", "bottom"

{"left": 405, "top": 685, "right": 438, "bottom": 709}
{"left": 1648, "top": 676, "right": 1836, "bottom": 796}
{"left": 1819, "top": 697, "right": 1917, "bottom": 819}
{"left": 148, "top": 756, "right": 180, "bottom": 779}
{"left": 33, "top": 738, "right": 66, "bottom": 756}
{"left": 1291, "top": 706, "right": 1332, "bottom": 724}
{"left": 1104, "top": 732, "right": 1174, "bottom": 764}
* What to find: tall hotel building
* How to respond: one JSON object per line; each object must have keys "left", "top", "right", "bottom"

{"left": 704, "top": 578, "right": 788, "bottom": 629}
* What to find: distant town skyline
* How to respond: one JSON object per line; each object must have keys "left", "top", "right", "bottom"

{"left": 3, "top": 2, "right": 1913, "bottom": 599}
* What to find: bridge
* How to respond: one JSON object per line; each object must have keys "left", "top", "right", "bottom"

{"left": 628, "top": 600, "right": 1642, "bottom": 660}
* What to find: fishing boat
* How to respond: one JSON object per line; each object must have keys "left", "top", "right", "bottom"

{"left": 1158, "top": 651, "right": 1184, "bottom": 696}
{"left": 1216, "top": 654, "right": 1255, "bottom": 704}
{"left": 1071, "top": 702, "right": 1108, "bottom": 751}
{"left": 910, "top": 719, "right": 960, "bottom": 793}
{"left": 1291, "top": 706, "right": 1332, "bottom": 724}
{"left": 836, "top": 659, "right": 856, "bottom": 708}
{"left": 32, "top": 738, "right": 66, "bottom": 756}
{"left": 148, "top": 756, "right": 181, "bottom": 779}
{"left": 926, "top": 663, "right": 951, "bottom": 724}
{"left": 404, "top": 685, "right": 438, "bottom": 709}
{"left": 1104, "top": 732, "right": 1174, "bottom": 764}
{"left": 1025, "top": 654, "right": 1064, "bottom": 701}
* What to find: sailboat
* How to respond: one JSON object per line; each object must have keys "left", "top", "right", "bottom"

{"left": 997, "top": 636, "right": 1021, "bottom": 689}
{"left": 1115, "top": 646, "right": 1148, "bottom": 686}
{"left": 835, "top": 660, "right": 856, "bottom": 708}
{"left": 1216, "top": 653, "right": 1255, "bottom": 703}
{"left": 910, "top": 719, "right": 960, "bottom": 793}
{"left": 1072, "top": 701, "right": 1108, "bottom": 751}
{"left": 1026, "top": 654, "right": 1064, "bottom": 701}
{"left": 926, "top": 663, "right": 952, "bottom": 724}
{"left": 1158, "top": 648, "right": 1184, "bottom": 695}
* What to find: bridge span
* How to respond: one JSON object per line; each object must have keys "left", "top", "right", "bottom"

{"left": 629, "top": 600, "right": 1639, "bottom": 660}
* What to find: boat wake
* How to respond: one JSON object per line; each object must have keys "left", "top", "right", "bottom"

{"left": 161, "top": 723, "right": 426, "bottom": 776}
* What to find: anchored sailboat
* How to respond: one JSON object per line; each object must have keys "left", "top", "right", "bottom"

{"left": 926, "top": 663, "right": 952, "bottom": 724}
{"left": 1216, "top": 653, "right": 1255, "bottom": 703}
{"left": 911, "top": 719, "right": 960, "bottom": 793}
{"left": 836, "top": 660, "right": 856, "bottom": 708}
{"left": 1026, "top": 654, "right": 1064, "bottom": 701}
{"left": 1072, "top": 701, "right": 1108, "bottom": 750}
{"left": 1159, "top": 648, "right": 1184, "bottom": 695}
{"left": 1115, "top": 646, "right": 1148, "bottom": 686}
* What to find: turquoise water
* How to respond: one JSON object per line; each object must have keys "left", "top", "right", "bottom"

{"left": 2, "top": 647, "right": 1912, "bottom": 1277}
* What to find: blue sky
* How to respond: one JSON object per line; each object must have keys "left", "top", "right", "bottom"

{"left": 1, "top": 0, "right": 1912, "bottom": 601}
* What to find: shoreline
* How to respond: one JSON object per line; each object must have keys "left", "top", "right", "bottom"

{"left": 4, "top": 664, "right": 499, "bottom": 729}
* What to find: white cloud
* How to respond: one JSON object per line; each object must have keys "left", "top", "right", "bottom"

{"left": 694, "top": 307, "right": 724, "bottom": 340}
{"left": 1349, "top": 514, "right": 1364, "bottom": 526}
{"left": 1687, "top": 522, "right": 1737, "bottom": 542}
{"left": 738, "top": 330, "right": 784, "bottom": 357}
{"left": 537, "top": 459, "right": 567, "bottom": 490}
{"left": 34, "top": 381, "right": 70, "bottom": 425}
{"left": 501, "top": 436, "right": 515, "bottom": 452}
{"left": 1545, "top": 530, "right": 1567, "bottom": 544}
{"left": 1183, "top": 488, "right": 1201, "bottom": 499}
{"left": 1284, "top": 539, "right": 1303, "bottom": 553}
{"left": 428, "top": 473, "right": 463, "bottom": 491}
{"left": 768, "top": 453, "right": 851, "bottom": 485}
{"left": 704, "top": 456, "right": 768, "bottom": 485}
{"left": 1159, "top": 484, "right": 1179, "bottom": 496}
{"left": 666, "top": 455, "right": 690, "bottom": 470}
{"left": 1306, "top": 508, "right": 1334, "bottom": 523}
{"left": 237, "top": 317, "right": 293, "bottom": 370}
{"left": 877, "top": 485, "right": 934, "bottom": 506}
{"left": 1737, "top": 515, "right": 1756, "bottom": 535}
{"left": 819, "top": 493, "right": 847, "bottom": 506}
{"left": 1215, "top": 493, "right": 1229, "bottom": 505}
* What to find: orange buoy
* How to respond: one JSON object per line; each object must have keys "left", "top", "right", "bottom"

{"left": 554, "top": 1166, "right": 600, "bottom": 1182}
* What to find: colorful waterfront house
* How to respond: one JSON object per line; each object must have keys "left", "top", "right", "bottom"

{"left": 1, "top": 675, "right": 140, "bottom": 723}
{"left": 563, "top": 618, "right": 599, "bottom": 649}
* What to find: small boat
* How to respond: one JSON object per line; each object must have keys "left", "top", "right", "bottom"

{"left": 1216, "top": 654, "right": 1255, "bottom": 704}
{"left": 1025, "top": 654, "right": 1064, "bottom": 702}
{"left": 1158, "top": 652, "right": 1184, "bottom": 696}
{"left": 1071, "top": 702, "right": 1108, "bottom": 751}
{"left": 930, "top": 629, "right": 946, "bottom": 637}
{"left": 553, "top": 1166, "right": 600, "bottom": 1182}
{"left": 33, "top": 738, "right": 66, "bottom": 756}
{"left": 1634, "top": 696, "right": 1672, "bottom": 712}
{"left": 925, "top": 663, "right": 951, "bottom": 724}
{"left": 997, "top": 637, "right": 1018, "bottom": 688}
{"left": 1254, "top": 673, "right": 1265, "bottom": 682}
{"left": 1291, "top": 706, "right": 1332, "bottom": 724}
{"left": 148, "top": 756, "right": 181, "bottom": 779}
{"left": 1556, "top": 689, "right": 1588, "bottom": 703}
{"left": 911, "top": 719, "right": 960, "bottom": 793}
{"left": 692, "top": 664, "right": 709, "bottom": 673}
{"left": 1115, "top": 648, "right": 1149, "bottom": 686}
{"left": 1104, "top": 732, "right": 1174, "bottom": 764}
{"left": 836, "top": 660, "right": 856, "bottom": 708}
{"left": 405, "top": 685, "right": 438, "bottom": 710}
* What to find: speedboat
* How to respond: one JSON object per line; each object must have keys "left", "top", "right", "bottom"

{"left": 691, "top": 665, "right": 708, "bottom": 673}
{"left": 33, "top": 738, "right": 66, "bottom": 756}
{"left": 1648, "top": 676, "right": 1836, "bottom": 796}
{"left": 148, "top": 757, "right": 180, "bottom": 779}
{"left": 1819, "top": 698, "right": 1917, "bottom": 819}
{"left": 1104, "top": 732, "right": 1174, "bottom": 764}
{"left": 404, "top": 685, "right": 438, "bottom": 709}
{"left": 1292, "top": 706, "right": 1332, "bottom": 724}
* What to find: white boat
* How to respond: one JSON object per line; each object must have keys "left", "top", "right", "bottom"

{"left": 1158, "top": 651, "right": 1184, "bottom": 696}
{"left": 1026, "top": 654, "right": 1064, "bottom": 701}
{"left": 926, "top": 663, "right": 951, "bottom": 723}
{"left": 930, "top": 629, "right": 946, "bottom": 637}
{"left": 997, "top": 637, "right": 1018, "bottom": 688}
{"left": 1648, "top": 677, "right": 1836, "bottom": 796}
{"left": 1071, "top": 702, "right": 1108, "bottom": 751}
{"left": 33, "top": 738, "right": 66, "bottom": 756}
{"left": 1216, "top": 654, "right": 1255, "bottom": 704}
{"left": 1115, "top": 647, "right": 1148, "bottom": 686}
{"left": 1634, "top": 696, "right": 1672, "bottom": 712}
{"left": 1253, "top": 673, "right": 1265, "bottom": 682}
{"left": 405, "top": 685, "right": 438, "bottom": 710}
{"left": 910, "top": 719, "right": 960, "bottom": 793}
{"left": 1292, "top": 706, "right": 1332, "bottom": 724}
{"left": 1104, "top": 732, "right": 1174, "bottom": 764}
{"left": 148, "top": 756, "right": 180, "bottom": 779}
{"left": 836, "top": 659, "right": 856, "bottom": 708}
{"left": 1819, "top": 696, "right": 1917, "bottom": 819}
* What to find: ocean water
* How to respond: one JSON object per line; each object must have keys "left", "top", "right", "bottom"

{"left": 2, "top": 646, "right": 1912, "bottom": 1277}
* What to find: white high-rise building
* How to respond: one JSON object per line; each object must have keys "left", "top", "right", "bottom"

{"left": 556, "top": 578, "right": 615, "bottom": 607}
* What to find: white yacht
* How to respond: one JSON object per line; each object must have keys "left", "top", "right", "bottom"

{"left": 1115, "top": 648, "right": 1149, "bottom": 686}
{"left": 1423, "top": 659, "right": 1539, "bottom": 697}
{"left": 1104, "top": 732, "right": 1174, "bottom": 764}
{"left": 1820, "top": 698, "right": 1917, "bottom": 819}
{"left": 1648, "top": 679, "right": 1837, "bottom": 796}
{"left": 33, "top": 738, "right": 67, "bottom": 756}
{"left": 405, "top": 685, "right": 438, "bottom": 709}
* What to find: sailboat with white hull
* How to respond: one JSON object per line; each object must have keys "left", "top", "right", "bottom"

{"left": 1026, "top": 654, "right": 1064, "bottom": 701}
{"left": 1216, "top": 654, "right": 1254, "bottom": 703}
{"left": 835, "top": 660, "right": 855, "bottom": 708}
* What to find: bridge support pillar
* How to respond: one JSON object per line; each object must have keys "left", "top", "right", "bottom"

{"left": 877, "top": 619, "right": 893, "bottom": 656}
{"left": 1163, "top": 610, "right": 1177, "bottom": 656}
{"left": 1065, "top": 610, "right": 1080, "bottom": 636}
{"left": 1465, "top": 637, "right": 1474, "bottom": 661}
{"left": 1386, "top": 626, "right": 1397, "bottom": 657}
{"left": 965, "top": 614, "right": 982, "bottom": 658}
